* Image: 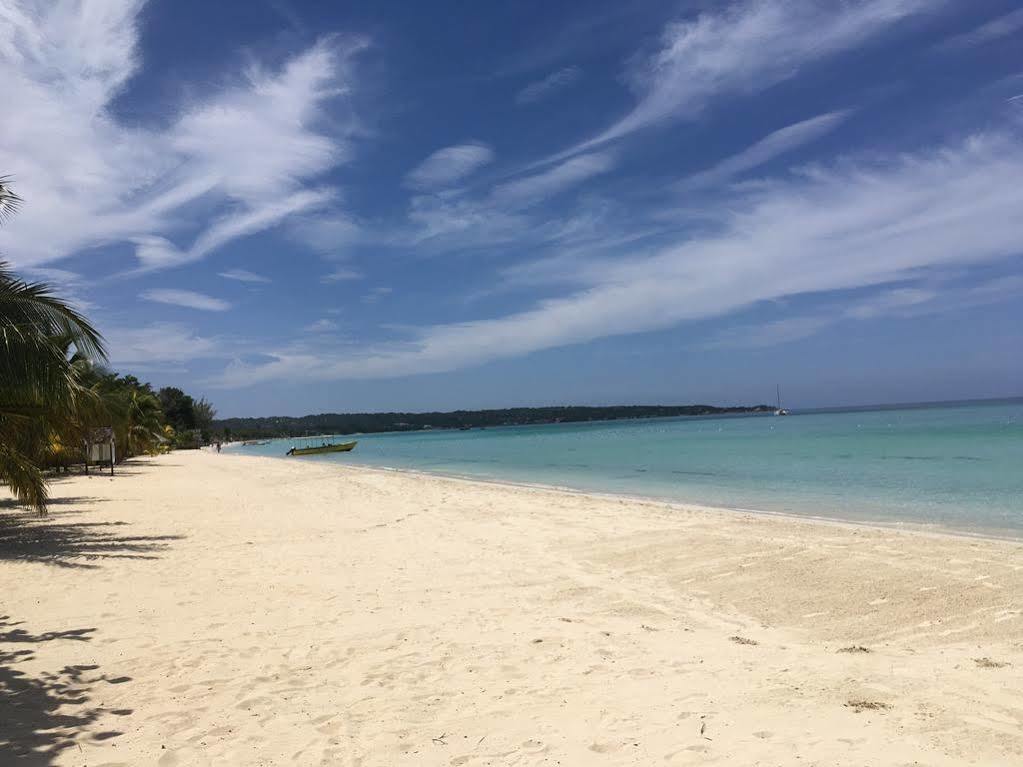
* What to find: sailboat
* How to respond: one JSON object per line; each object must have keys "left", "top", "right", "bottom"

{"left": 774, "top": 385, "right": 789, "bottom": 416}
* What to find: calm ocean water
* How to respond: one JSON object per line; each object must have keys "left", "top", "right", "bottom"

{"left": 230, "top": 400, "right": 1023, "bottom": 535}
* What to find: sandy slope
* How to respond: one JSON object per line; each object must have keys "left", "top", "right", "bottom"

{"left": 2, "top": 450, "right": 1022, "bottom": 766}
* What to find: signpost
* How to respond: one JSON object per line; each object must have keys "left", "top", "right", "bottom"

{"left": 85, "top": 427, "right": 115, "bottom": 476}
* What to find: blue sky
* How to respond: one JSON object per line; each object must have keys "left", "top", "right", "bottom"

{"left": 2, "top": 0, "right": 1022, "bottom": 417}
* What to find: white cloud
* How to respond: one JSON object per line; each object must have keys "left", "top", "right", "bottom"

{"left": 291, "top": 212, "right": 362, "bottom": 255}
{"left": 169, "top": 41, "right": 350, "bottom": 205}
{"left": 938, "top": 8, "right": 1023, "bottom": 49}
{"left": 207, "top": 132, "right": 1023, "bottom": 387}
{"left": 320, "top": 267, "right": 363, "bottom": 283}
{"left": 705, "top": 316, "right": 833, "bottom": 349}
{"left": 843, "top": 286, "right": 936, "bottom": 319}
{"left": 516, "top": 66, "right": 582, "bottom": 104}
{"left": 219, "top": 268, "right": 271, "bottom": 283}
{"left": 362, "top": 286, "right": 392, "bottom": 304}
{"left": 304, "top": 318, "right": 339, "bottom": 332}
{"left": 0, "top": 1, "right": 365, "bottom": 273}
{"left": 705, "top": 276, "right": 1023, "bottom": 349}
{"left": 550, "top": 0, "right": 938, "bottom": 160}
{"left": 141, "top": 289, "right": 231, "bottom": 311}
{"left": 676, "top": 110, "right": 850, "bottom": 191}
{"left": 104, "top": 322, "right": 222, "bottom": 365}
{"left": 489, "top": 152, "right": 615, "bottom": 208}
{"left": 405, "top": 194, "right": 527, "bottom": 245}
{"left": 404, "top": 143, "right": 494, "bottom": 190}
{"left": 131, "top": 189, "right": 335, "bottom": 273}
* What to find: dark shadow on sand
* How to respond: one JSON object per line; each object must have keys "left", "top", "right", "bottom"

{"left": 0, "top": 616, "right": 130, "bottom": 765}
{"left": 0, "top": 498, "right": 183, "bottom": 569}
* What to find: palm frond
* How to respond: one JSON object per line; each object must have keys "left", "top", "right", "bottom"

{"left": 0, "top": 432, "right": 48, "bottom": 513}
{"left": 0, "top": 176, "right": 22, "bottom": 223}
{"left": 0, "top": 260, "right": 106, "bottom": 359}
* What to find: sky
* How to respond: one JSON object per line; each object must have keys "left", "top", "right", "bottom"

{"left": 1, "top": 0, "right": 1022, "bottom": 417}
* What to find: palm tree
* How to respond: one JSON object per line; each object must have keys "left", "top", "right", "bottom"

{"left": 123, "top": 387, "right": 165, "bottom": 456}
{"left": 0, "top": 178, "right": 106, "bottom": 511}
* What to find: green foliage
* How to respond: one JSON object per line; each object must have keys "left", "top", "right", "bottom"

{"left": 0, "top": 258, "right": 106, "bottom": 511}
{"left": 0, "top": 178, "right": 213, "bottom": 510}
{"left": 0, "top": 176, "right": 22, "bottom": 223}
{"left": 156, "top": 388, "right": 218, "bottom": 448}
{"left": 158, "top": 387, "right": 196, "bottom": 432}
{"left": 216, "top": 404, "right": 774, "bottom": 440}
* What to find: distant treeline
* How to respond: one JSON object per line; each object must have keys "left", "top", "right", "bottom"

{"left": 214, "top": 404, "right": 773, "bottom": 440}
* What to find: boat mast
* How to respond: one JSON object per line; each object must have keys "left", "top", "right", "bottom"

{"left": 776, "top": 384, "right": 781, "bottom": 410}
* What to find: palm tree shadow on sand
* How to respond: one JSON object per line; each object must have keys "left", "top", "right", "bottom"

{"left": 0, "top": 616, "right": 134, "bottom": 765}
{"left": 0, "top": 495, "right": 183, "bottom": 569}
{"left": 0, "top": 496, "right": 179, "bottom": 761}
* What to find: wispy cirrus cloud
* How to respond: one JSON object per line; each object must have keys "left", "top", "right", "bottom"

{"left": 516, "top": 66, "right": 582, "bottom": 104}
{"left": 704, "top": 316, "right": 834, "bottom": 350}
{"left": 938, "top": 8, "right": 1023, "bottom": 49}
{"left": 320, "top": 266, "right": 363, "bottom": 283}
{"left": 104, "top": 322, "right": 223, "bottom": 366}
{"left": 219, "top": 268, "right": 271, "bottom": 283}
{"left": 0, "top": 1, "right": 365, "bottom": 274}
{"left": 706, "top": 277, "right": 1023, "bottom": 350}
{"left": 362, "top": 286, "right": 392, "bottom": 304}
{"left": 548, "top": 0, "right": 939, "bottom": 161}
{"left": 141, "top": 289, "right": 231, "bottom": 311}
{"left": 304, "top": 318, "right": 339, "bottom": 332}
{"left": 404, "top": 143, "right": 494, "bottom": 190}
{"left": 130, "top": 189, "right": 336, "bottom": 273}
{"left": 207, "top": 131, "right": 1023, "bottom": 387}
{"left": 400, "top": 152, "right": 616, "bottom": 249}
{"left": 490, "top": 152, "right": 615, "bottom": 208}
{"left": 676, "top": 110, "right": 850, "bottom": 191}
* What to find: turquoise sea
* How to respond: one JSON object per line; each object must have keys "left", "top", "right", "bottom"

{"left": 231, "top": 400, "right": 1023, "bottom": 536}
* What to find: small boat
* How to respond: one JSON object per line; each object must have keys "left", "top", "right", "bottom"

{"left": 774, "top": 385, "right": 789, "bottom": 416}
{"left": 286, "top": 441, "right": 357, "bottom": 456}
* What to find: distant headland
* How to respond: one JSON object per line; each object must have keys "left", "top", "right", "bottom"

{"left": 214, "top": 404, "right": 774, "bottom": 440}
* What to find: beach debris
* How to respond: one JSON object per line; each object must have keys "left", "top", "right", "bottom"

{"left": 837, "top": 645, "right": 871, "bottom": 654}
{"left": 432, "top": 733, "right": 448, "bottom": 745}
{"left": 729, "top": 635, "right": 758, "bottom": 645}
{"left": 532, "top": 638, "right": 543, "bottom": 643}
{"left": 845, "top": 699, "right": 891, "bottom": 713}
{"left": 641, "top": 624, "right": 659, "bottom": 631}
{"left": 974, "top": 657, "right": 1010, "bottom": 669}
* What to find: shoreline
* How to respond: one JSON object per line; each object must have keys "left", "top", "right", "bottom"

{"left": 4, "top": 450, "right": 1022, "bottom": 765}
{"left": 225, "top": 447, "right": 1023, "bottom": 544}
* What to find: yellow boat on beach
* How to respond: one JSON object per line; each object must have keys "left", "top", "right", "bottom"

{"left": 286, "top": 441, "right": 357, "bottom": 456}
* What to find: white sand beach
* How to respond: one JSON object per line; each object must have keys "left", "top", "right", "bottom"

{"left": 3, "top": 450, "right": 1022, "bottom": 765}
